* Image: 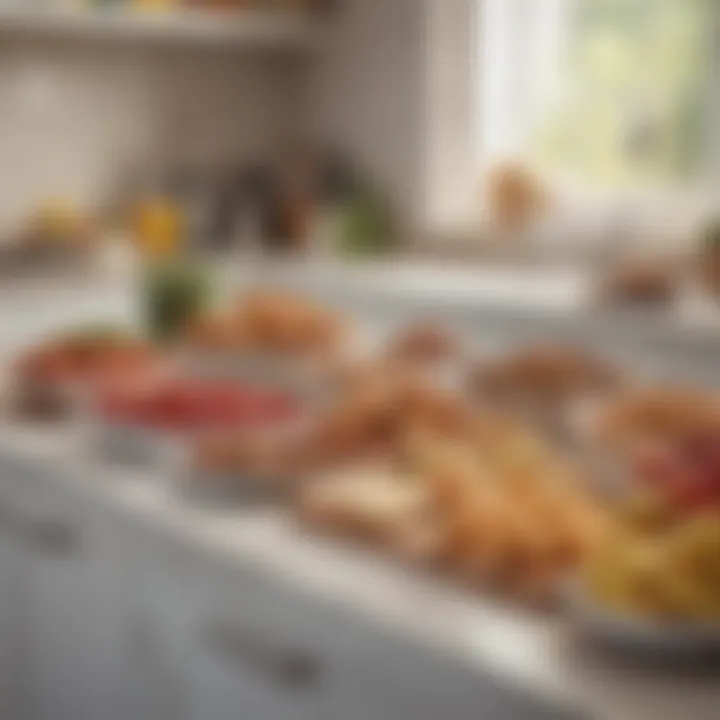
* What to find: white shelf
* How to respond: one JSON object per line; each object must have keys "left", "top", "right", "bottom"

{"left": 0, "top": 7, "right": 317, "bottom": 51}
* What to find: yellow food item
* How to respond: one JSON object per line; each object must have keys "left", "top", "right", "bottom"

{"left": 27, "top": 197, "right": 93, "bottom": 247}
{"left": 586, "top": 509, "right": 720, "bottom": 621}
{"left": 36, "top": 198, "right": 79, "bottom": 235}
{"left": 133, "top": 199, "right": 182, "bottom": 258}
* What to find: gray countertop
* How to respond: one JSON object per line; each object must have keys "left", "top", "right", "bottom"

{"left": 4, "top": 256, "right": 720, "bottom": 350}
{"left": 0, "top": 265, "right": 719, "bottom": 720}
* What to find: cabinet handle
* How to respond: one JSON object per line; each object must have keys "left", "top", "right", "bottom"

{"left": 203, "top": 620, "right": 322, "bottom": 691}
{"left": 0, "top": 502, "right": 17, "bottom": 532}
{"left": 22, "top": 518, "right": 81, "bottom": 558}
{"left": 0, "top": 502, "right": 79, "bottom": 556}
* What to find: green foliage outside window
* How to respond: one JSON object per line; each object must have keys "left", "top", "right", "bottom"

{"left": 531, "top": 0, "right": 716, "bottom": 187}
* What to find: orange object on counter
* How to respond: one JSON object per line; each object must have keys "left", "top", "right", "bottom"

{"left": 486, "top": 161, "right": 549, "bottom": 235}
{"left": 133, "top": 198, "right": 183, "bottom": 258}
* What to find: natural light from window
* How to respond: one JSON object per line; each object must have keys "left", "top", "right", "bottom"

{"left": 479, "top": 0, "right": 716, "bottom": 192}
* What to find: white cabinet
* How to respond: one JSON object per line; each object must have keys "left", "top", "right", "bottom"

{"left": 0, "top": 462, "right": 28, "bottom": 720}
{"left": 131, "top": 538, "right": 324, "bottom": 720}
{"left": 0, "top": 457, "right": 582, "bottom": 720}
{"left": 137, "top": 587, "right": 322, "bottom": 720}
{"left": 129, "top": 530, "right": 579, "bottom": 720}
{"left": 9, "top": 467, "right": 137, "bottom": 720}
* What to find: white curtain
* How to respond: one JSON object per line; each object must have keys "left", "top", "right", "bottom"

{"left": 478, "top": 0, "right": 568, "bottom": 165}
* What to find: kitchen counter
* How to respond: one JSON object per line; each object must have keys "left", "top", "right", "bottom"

{"left": 0, "top": 269, "right": 719, "bottom": 720}
{"left": 5, "top": 255, "right": 720, "bottom": 353}
{"left": 219, "top": 258, "right": 720, "bottom": 386}
{"left": 235, "top": 257, "right": 720, "bottom": 340}
{"left": 0, "top": 424, "right": 718, "bottom": 720}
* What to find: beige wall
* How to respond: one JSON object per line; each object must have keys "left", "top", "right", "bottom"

{"left": 0, "top": 2, "right": 474, "bottom": 239}
{"left": 307, "top": 0, "right": 477, "bottom": 236}
{"left": 0, "top": 37, "right": 293, "bottom": 236}
{"left": 307, "top": 0, "right": 426, "bottom": 233}
{"left": 425, "top": 0, "right": 478, "bottom": 231}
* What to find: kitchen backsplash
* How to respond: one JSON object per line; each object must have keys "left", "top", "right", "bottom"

{"left": 0, "top": 35, "right": 295, "bottom": 238}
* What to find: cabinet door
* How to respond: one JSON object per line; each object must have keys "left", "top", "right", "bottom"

{"left": 0, "top": 461, "right": 29, "bottom": 720}
{"left": 16, "top": 468, "right": 135, "bottom": 720}
{"left": 127, "top": 519, "right": 584, "bottom": 720}
{"left": 319, "top": 627, "right": 586, "bottom": 720}
{"left": 135, "top": 573, "right": 324, "bottom": 720}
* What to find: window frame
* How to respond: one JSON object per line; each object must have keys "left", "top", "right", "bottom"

{"left": 464, "top": 0, "right": 720, "bottom": 250}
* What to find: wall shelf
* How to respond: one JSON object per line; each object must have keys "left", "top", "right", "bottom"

{"left": 0, "top": 7, "right": 318, "bottom": 52}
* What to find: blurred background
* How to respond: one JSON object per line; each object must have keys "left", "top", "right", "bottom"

{"left": 2, "top": 3, "right": 720, "bottom": 720}
{"left": 1, "top": 0, "right": 719, "bottom": 268}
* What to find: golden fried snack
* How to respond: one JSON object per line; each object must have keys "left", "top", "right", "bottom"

{"left": 405, "top": 433, "right": 487, "bottom": 507}
{"left": 585, "top": 510, "right": 720, "bottom": 621}
{"left": 185, "top": 313, "right": 248, "bottom": 352}
{"left": 439, "top": 488, "right": 514, "bottom": 580}
{"left": 187, "top": 290, "right": 351, "bottom": 361}
{"left": 240, "top": 293, "right": 301, "bottom": 352}
{"left": 303, "top": 366, "right": 476, "bottom": 473}
{"left": 595, "top": 387, "right": 720, "bottom": 451}
{"left": 406, "top": 427, "right": 609, "bottom": 603}
{"left": 472, "top": 345, "right": 620, "bottom": 407}
{"left": 386, "top": 321, "right": 461, "bottom": 366}
{"left": 398, "top": 382, "right": 476, "bottom": 439}
{"left": 533, "top": 491, "right": 610, "bottom": 567}
{"left": 305, "top": 384, "right": 400, "bottom": 468}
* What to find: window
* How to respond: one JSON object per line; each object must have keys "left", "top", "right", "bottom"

{"left": 479, "top": 0, "right": 717, "bottom": 192}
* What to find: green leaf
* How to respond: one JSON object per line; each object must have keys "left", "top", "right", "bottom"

{"left": 141, "top": 261, "right": 211, "bottom": 341}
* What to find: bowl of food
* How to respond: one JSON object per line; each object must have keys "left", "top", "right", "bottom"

{"left": 181, "top": 399, "right": 310, "bottom": 505}
{"left": 569, "top": 423, "right": 720, "bottom": 663}
{"left": 572, "top": 387, "right": 720, "bottom": 498}
{"left": 182, "top": 290, "right": 356, "bottom": 396}
{"left": 570, "top": 499, "right": 720, "bottom": 662}
{"left": 469, "top": 344, "right": 623, "bottom": 440}
{"left": 91, "top": 374, "right": 301, "bottom": 470}
{"left": 11, "top": 325, "right": 164, "bottom": 422}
